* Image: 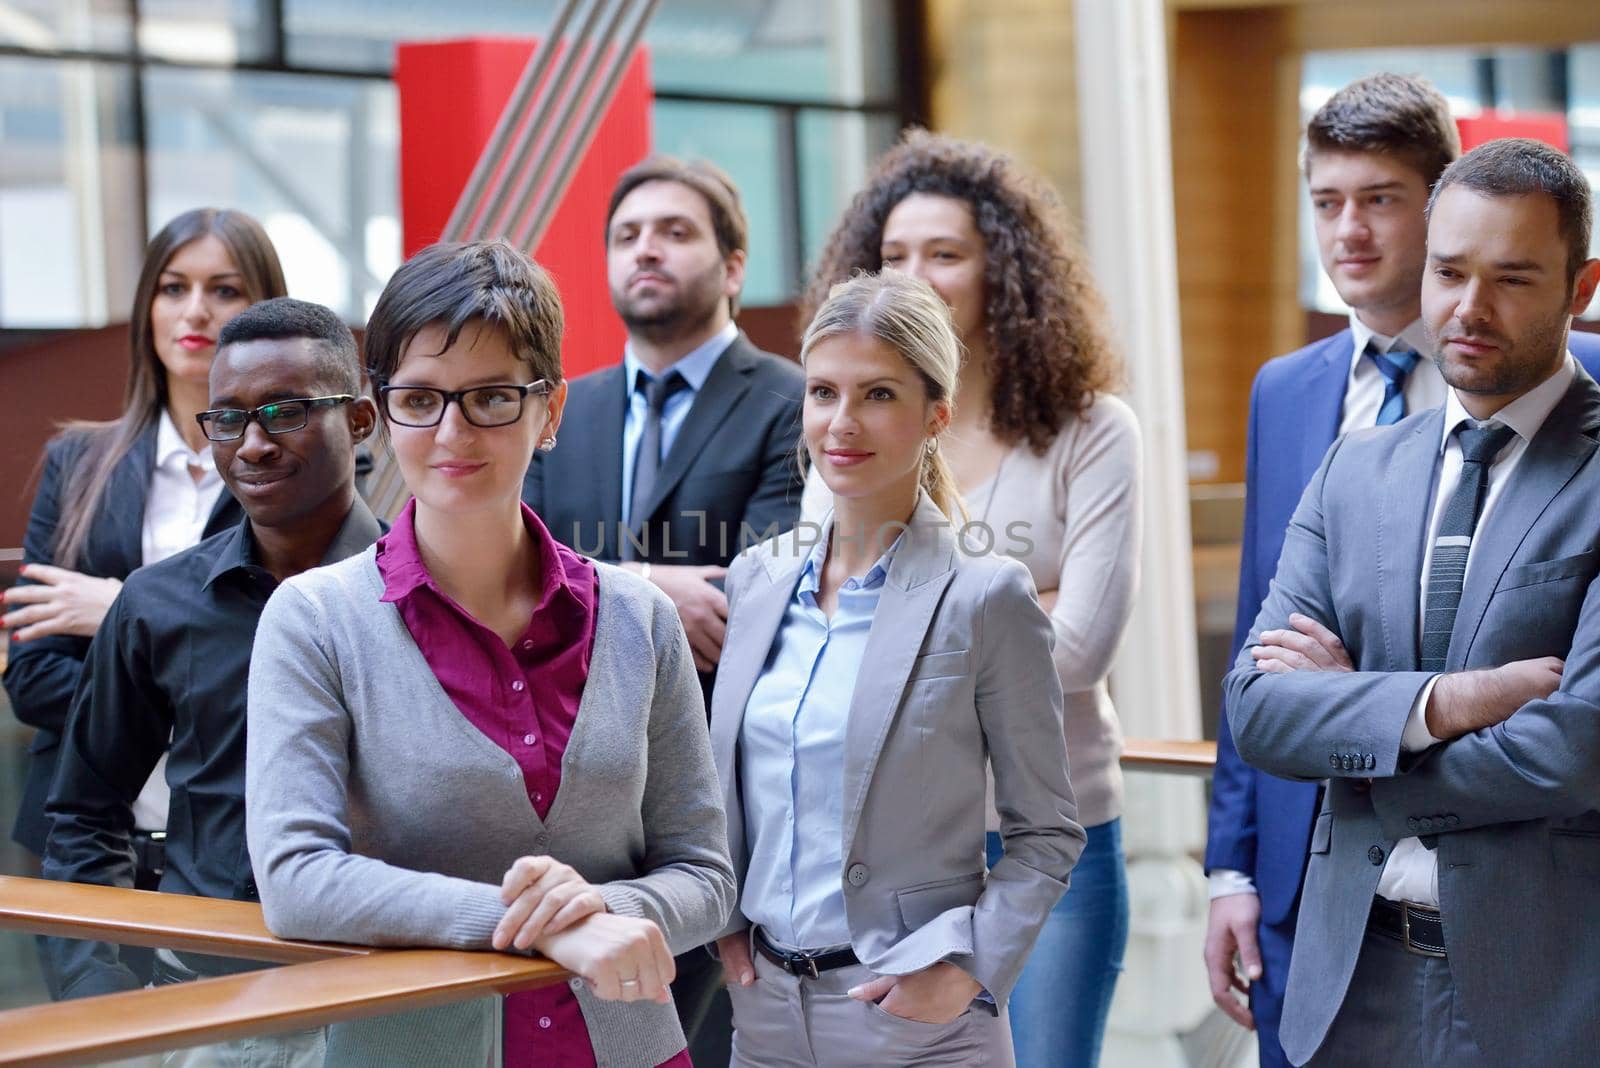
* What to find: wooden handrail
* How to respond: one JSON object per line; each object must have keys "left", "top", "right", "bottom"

{"left": 0, "top": 740, "right": 1216, "bottom": 1063}
{"left": 1121, "top": 737, "right": 1217, "bottom": 775}
{"left": 0, "top": 949, "right": 568, "bottom": 1066}
{"left": 0, "top": 876, "right": 365, "bottom": 963}
{"left": 0, "top": 876, "right": 570, "bottom": 1066}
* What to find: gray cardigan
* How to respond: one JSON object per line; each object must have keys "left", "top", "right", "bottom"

{"left": 245, "top": 549, "right": 735, "bottom": 1067}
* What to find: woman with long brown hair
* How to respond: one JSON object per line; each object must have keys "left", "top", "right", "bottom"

{"left": 2, "top": 209, "right": 286, "bottom": 965}
{"left": 802, "top": 131, "right": 1142, "bottom": 1068}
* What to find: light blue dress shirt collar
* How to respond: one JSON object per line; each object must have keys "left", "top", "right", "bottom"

{"left": 619, "top": 322, "right": 738, "bottom": 524}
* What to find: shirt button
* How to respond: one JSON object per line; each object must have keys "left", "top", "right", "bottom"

{"left": 522, "top": 640, "right": 535, "bottom": 651}
{"left": 523, "top": 733, "right": 538, "bottom": 746}
{"left": 1367, "top": 846, "right": 1386, "bottom": 866}
{"left": 511, "top": 680, "right": 526, "bottom": 693}
{"left": 538, "top": 1016, "right": 552, "bottom": 1029}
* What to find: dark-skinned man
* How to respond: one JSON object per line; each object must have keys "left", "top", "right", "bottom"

{"left": 41, "top": 297, "right": 381, "bottom": 1067}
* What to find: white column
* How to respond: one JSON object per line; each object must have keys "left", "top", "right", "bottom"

{"left": 1072, "top": 2, "right": 1243, "bottom": 1065}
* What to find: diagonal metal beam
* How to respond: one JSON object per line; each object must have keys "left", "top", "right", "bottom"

{"left": 439, "top": 0, "right": 583, "bottom": 242}
{"left": 516, "top": 0, "right": 662, "bottom": 251}
{"left": 475, "top": 0, "right": 613, "bottom": 241}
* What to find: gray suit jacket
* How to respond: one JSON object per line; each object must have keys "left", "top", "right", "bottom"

{"left": 709, "top": 495, "right": 1086, "bottom": 1003}
{"left": 1225, "top": 370, "right": 1600, "bottom": 1067}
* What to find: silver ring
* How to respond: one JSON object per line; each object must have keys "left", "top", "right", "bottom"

{"left": 620, "top": 978, "right": 639, "bottom": 987}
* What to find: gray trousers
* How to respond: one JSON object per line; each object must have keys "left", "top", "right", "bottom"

{"left": 728, "top": 949, "right": 1014, "bottom": 1068}
{"left": 1305, "top": 930, "right": 1489, "bottom": 1067}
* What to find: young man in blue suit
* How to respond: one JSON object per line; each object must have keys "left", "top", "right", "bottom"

{"left": 1203, "top": 74, "right": 1600, "bottom": 1066}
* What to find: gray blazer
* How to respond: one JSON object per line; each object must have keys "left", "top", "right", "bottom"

{"left": 710, "top": 495, "right": 1086, "bottom": 1004}
{"left": 1225, "top": 370, "right": 1600, "bottom": 1067}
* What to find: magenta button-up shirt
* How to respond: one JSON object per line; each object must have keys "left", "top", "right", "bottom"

{"left": 376, "top": 500, "right": 690, "bottom": 1068}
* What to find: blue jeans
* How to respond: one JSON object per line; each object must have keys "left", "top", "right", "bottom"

{"left": 986, "top": 818, "right": 1129, "bottom": 1068}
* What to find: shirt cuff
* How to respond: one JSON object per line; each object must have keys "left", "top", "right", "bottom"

{"left": 1401, "top": 674, "right": 1444, "bottom": 753}
{"left": 1207, "top": 869, "right": 1258, "bottom": 900}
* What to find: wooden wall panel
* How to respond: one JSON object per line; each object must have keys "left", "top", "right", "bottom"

{"left": 1170, "top": 7, "right": 1302, "bottom": 482}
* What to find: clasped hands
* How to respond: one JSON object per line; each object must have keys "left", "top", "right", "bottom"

{"left": 1252, "top": 612, "right": 1563, "bottom": 740}
{"left": 715, "top": 933, "right": 981, "bottom": 1025}
{"left": 1, "top": 564, "right": 122, "bottom": 642}
{"left": 493, "top": 856, "right": 673, "bottom": 1004}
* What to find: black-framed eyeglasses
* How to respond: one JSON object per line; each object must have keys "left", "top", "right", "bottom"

{"left": 196, "top": 395, "right": 355, "bottom": 442}
{"left": 377, "top": 381, "right": 552, "bottom": 428}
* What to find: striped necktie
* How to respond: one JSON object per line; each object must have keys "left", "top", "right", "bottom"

{"left": 1419, "top": 420, "right": 1518, "bottom": 671}
{"left": 623, "top": 369, "right": 687, "bottom": 560}
{"left": 1370, "top": 345, "right": 1420, "bottom": 426}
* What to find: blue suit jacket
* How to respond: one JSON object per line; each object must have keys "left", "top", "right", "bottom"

{"left": 1206, "top": 327, "right": 1600, "bottom": 928}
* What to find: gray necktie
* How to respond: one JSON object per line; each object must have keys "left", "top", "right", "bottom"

{"left": 1419, "top": 420, "right": 1518, "bottom": 671}
{"left": 624, "top": 370, "right": 686, "bottom": 557}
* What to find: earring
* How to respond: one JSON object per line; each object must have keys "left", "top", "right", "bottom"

{"left": 924, "top": 437, "right": 938, "bottom": 456}
{"left": 539, "top": 436, "right": 557, "bottom": 452}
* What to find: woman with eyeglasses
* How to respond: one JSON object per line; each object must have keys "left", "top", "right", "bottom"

{"left": 245, "top": 240, "right": 735, "bottom": 1068}
{"left": 2, "top": 209, "right": 284, "bottom": 985}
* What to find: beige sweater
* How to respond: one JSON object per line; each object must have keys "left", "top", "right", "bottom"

{"left": 803, "top": 393, "right": 1142, "bottom": 827}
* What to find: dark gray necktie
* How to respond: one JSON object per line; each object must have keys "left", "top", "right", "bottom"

{"left": 1419, "top": 420, "right": 1518, "bottom": 671}
{"left": 625, "top": 370, "right": 687, "bottom": 552}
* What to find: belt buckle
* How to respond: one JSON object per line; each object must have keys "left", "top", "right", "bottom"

{"left": 1399, "top": 902, "right": 1445, "bottom": 959}
{"left": 794, "top": 953, "right": 820, "bottom": 980}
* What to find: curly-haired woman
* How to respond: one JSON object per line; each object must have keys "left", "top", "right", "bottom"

{"left": 802, "top": 130, "right": 1143, "bottom": 1068}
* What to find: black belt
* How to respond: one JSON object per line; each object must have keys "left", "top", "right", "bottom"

{"left": 752, "top": 927, "right": 859, "bottom": 979}
{"left": 132, "top": 830, "right": 166, "bottom": 879}
{"left": 1368, "top": 897, "right": 1446, "bottom": 958}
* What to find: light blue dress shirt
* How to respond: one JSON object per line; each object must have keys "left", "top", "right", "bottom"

{"left": 738, "top": 530, "right": 899, "bottom": 950}
{"left": 619, "top": 321, "right": 737, "bottom": 524}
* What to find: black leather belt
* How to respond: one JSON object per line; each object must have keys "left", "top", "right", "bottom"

{"left": 752, "top": 927, "right": 859, "bottom": 979}
{"left": 1369, "top": 897, "right": 1446, "bottom": 958}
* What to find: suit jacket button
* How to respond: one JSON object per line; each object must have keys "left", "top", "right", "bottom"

{"left": 1367, "top": 846, "right": 1386, "bottom": 866}
{"left": 1445, "top": 815, "right": 1459, "bottom": 828}
{"left": 847, "top": 863, "right": 869, "bottom": 886}
{"left": 1329, "top": 755, "right": 1341, "bottom": 769}
{"left": 1364, "top": 753, "right": 1376, "bottom": 770}
{"left": 1421, "top": 817, "right": 1436, "bottom": 832}
{"left": 1343, "top": 755, "right": 1356, "bottom": 771}
{"left": 1407, "top": 817, "right": 1420, "bottom": 832}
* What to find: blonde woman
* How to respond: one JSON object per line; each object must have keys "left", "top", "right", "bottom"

{"left": 709, "top": 271, "right": 1085, "bottom": 1067}
{"left": 805, "top": 132, "right": 1141, "bottom": 1067}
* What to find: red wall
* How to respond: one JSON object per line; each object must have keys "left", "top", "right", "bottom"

{"left": 396, "top": 38, "right": 653, "bottom": 379}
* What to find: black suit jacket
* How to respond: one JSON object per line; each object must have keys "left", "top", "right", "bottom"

{"left": 524, "top": 334, "right": 804, "bottom": 567}
{"left": 4, "top": 426, "right": 241, "bottom": 854}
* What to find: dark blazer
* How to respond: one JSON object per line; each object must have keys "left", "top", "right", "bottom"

{"left": 1226, "top": 366, "right": 1600, "bottom": 1067}
{"left": 523, "top": 333, "right": 804, "bottom": 567}
{"left": 1207, "top": 330, "right": 1600, "bottom": 926}
{"left": 4, "top": 426, "right": 241, "bottom": 854}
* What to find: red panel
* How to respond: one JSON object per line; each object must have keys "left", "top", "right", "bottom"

{"left": 396, "top": 38, "right": 652, "bottom": 378}
{"left": 1456, "top": 110, "right": 1570, "bottom": 154}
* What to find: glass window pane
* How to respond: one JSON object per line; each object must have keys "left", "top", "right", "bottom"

{"left": 0, "top": 56, "right": 139, "bottom": 328}
{"left": 797, "top": 109, "right": 900, "bottom": 272}
{"left": 0, "top": 0, "right": 132, "bottom": 52}
{"left": 141, "top": 67, "right": 401, "bottom": 322}
{"left": 654, "top": 100, "right": 789, "bottom": 303}
{"left": 138, "top": 0, "right": 274, "bottom": 67}
{"left": 649, "top": 0, "right": 899, "bottom": 105}
{"left": 283, "top": 0, "right": 901, "bottom": 105}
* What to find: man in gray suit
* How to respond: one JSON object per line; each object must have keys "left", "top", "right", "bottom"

{"left": 1226, "top": 136, "right": 1600, "bottom": 1067}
